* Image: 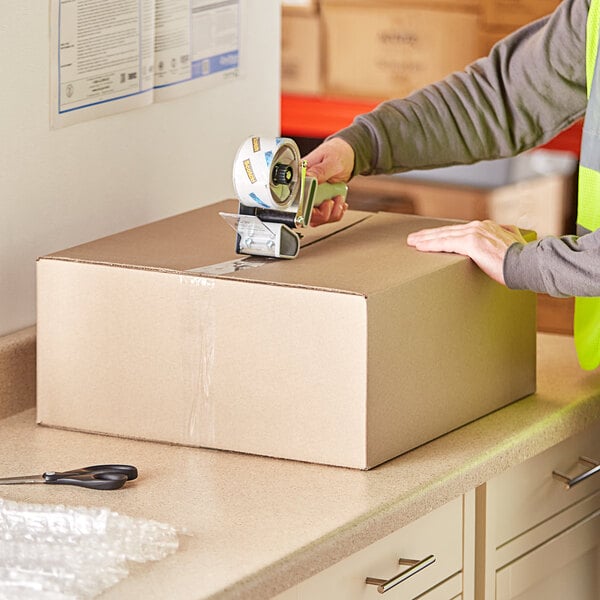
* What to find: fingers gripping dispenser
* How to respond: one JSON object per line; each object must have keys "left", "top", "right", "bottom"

{"left": 220, "top": 136, "right": 348, "bottom": 259}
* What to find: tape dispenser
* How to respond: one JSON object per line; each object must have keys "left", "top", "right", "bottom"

{"left": 220, "top": 136, "right": 348, "bottom": 259}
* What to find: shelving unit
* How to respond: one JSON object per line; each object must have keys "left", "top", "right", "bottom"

{"left": 281, "top": 93, "right": 584, "bottom": 156}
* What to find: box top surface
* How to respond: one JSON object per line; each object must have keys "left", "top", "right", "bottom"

{"left": 41, "top": 200, "right": 468, "bottom": 295}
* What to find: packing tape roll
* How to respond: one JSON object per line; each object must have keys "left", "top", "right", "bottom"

{"left": 232, "top": 136, "right": 301, "bottom": 210}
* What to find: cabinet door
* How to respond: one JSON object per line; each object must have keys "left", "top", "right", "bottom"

{"left": 495, "top": 507, "right": 600, "bottom": 600}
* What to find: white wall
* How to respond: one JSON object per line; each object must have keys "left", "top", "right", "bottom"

{"left": 0, "top": 1, "right": 281, "bottom": 336}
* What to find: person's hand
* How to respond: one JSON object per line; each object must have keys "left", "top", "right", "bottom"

{"left": 406, "top": 220, "right": 527, "bottom": 285}
{"left": 304, "top": 137, "right": 355, "bottom": 184}
{"left": 304, "top": 138, "right": 354, "bottom": 226}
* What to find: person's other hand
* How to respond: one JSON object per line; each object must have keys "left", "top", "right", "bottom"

{"left": 406, "top": 220, "right": 527, "bottom": 285}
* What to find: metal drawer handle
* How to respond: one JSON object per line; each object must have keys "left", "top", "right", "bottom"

{"left": 552, "top": 456, "right": 600, "bottom": 489}
{"left": 365, "top": 554, "right": 436, "bottom": 594}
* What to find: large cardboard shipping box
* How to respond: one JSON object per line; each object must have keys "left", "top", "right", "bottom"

{"left": 281, "top": 7, "right": 323, "bottom": 95}
{"left": 321, "top": 3, "right": 481, "bottom": 99}
{"left": 37, "top": 201, "right": 536, "bottom": 470}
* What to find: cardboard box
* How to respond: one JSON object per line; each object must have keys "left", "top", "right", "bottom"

{"left": 321, "top": 0, "right": 480, "bottom": 11}
{"left": 37, "top": 200, "right": 536, "bottom": 470}
{"left": 347, "top": 150, "right": 577, "bottom": 237}
{"left": 479, "top": 26, "right": 514, "bottom": 57}
{"left": 482, "top": 0, "right": 561, "bottom": 29}
{"left": 282, "top": 0, "right": 319, "bottom": 14}
{"left": 322, "top": 3, "right": 482, "bottom": 98}
{"left": 281, "top": 8, "right": 323, "bottom": 95}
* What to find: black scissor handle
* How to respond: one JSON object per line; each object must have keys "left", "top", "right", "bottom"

{"left": 80, "top": 464, "right": 138, "bottom": 480}
{"left": 44, "top": 464, "right": 138, "bottom": 490}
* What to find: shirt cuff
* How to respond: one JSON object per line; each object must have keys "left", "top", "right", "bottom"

{"left": 503, "top": 241, "right": 548, "bottom": 293}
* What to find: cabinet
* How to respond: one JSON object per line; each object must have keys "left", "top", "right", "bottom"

{"left": 272, "top": 421, "right": 600, "bottom": 600}
{"left": 273, "top": 494, "right": 475, "bottom": 600}
{"left": 475, "top": 420, "right": 600, "bottom": 600}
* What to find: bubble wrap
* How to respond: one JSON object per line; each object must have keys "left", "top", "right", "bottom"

{"left": 0, "top": 497, "right": 179, "bottom": 599}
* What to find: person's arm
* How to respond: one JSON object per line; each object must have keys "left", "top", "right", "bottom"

{"left": 333, "top": 0, "right": 588, "bottom": 177}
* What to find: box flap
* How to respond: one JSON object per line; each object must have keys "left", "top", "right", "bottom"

{"left": 41, "top": 200, "right": 468, "bottom": 295}
{"left": 41, "top": 200, "right": 369, "bottom": 271}
{"left": 213, "top": 212, "right": 469, "bottom": 295}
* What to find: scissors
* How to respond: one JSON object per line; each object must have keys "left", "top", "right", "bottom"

{"left": 0, "top": 464, "right": 138, "bottom": 490}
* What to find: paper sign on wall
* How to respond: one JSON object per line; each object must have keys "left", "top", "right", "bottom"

{"left": 50, "top": 0, "right": 242, "bottom": 128}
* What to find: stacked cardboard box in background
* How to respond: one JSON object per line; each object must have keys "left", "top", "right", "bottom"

{"left": 320, "top": 0, "right": 481, "bottom": 99}
{"left": 479, "top": 0, "right": 563, "bottom": 54}
{"left": 281, "top": 3, "right": 323, "bottom": 95}
{"left": 281, "top": 0, "right": 563, "bottom": 97}
{"left": 482, "top": 0, "right": 563, "bottom": 30}
{"left": 282, "top": 0, "right": 319, "bottom": 8}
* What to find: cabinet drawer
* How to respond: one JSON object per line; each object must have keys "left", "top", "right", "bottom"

{"left": 414, "top": 572, "right": 462, "bottom": 600}
{"left": 487, "top": 420, "right": 600, "bottom": 548}
{"left": 281, "top": 496, "right": 463, "bottom": 600}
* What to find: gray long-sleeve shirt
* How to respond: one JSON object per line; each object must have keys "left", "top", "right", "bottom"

{"left": 333, "top": 0, "right": 600, "bottom": 297}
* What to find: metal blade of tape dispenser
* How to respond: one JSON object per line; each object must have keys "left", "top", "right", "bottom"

{"left": 219, "top": 212, "right": 300, "bottom": 259}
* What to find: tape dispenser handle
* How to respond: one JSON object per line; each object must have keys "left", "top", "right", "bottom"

{"left": 313, "top": 182, "right": 348, "bottom": 207}
{"left": 295, "top": 161, "right": 348, "bottom": 227}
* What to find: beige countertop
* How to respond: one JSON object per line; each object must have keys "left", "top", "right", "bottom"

{"left": 1, "top": 333, "right": 600, "bottom": 599}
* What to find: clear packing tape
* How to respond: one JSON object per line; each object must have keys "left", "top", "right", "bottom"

{"left": 0, "top": 497, "right": 180, "bottom": 599}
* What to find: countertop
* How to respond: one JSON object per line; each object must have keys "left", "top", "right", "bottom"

{"left": 1, "top": 333, "right": 599, "bottom": 599}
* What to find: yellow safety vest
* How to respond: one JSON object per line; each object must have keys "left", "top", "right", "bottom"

{"left": 574, "top": 0, "right": 600, "bottom": 369}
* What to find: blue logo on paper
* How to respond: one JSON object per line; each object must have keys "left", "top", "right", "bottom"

{"left": 264, "top": 151, "right": 273, "bottom": 167}
{"left": 249, "top": 192, "right": 269, "bottom": 208}
{"left": 191, "top": 51, "right": 239, "bottom": 79}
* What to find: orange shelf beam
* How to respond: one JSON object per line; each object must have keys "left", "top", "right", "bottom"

{"left": 540, "top": 120, "right": 583, "bottom": 156}
{"left": 281, "top": 94, "right": 584, "bottom": 156}
{"left": 280, "top": 93, "right": 382, "bottom": 138}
